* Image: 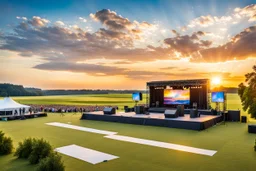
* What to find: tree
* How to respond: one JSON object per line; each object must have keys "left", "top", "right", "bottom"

{"left": 238, "top": 65, "right": 256, "bottom": 118}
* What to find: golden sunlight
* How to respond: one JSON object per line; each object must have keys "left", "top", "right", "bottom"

{"left": 211, "top": 77, "right": 222, "bottom": 85}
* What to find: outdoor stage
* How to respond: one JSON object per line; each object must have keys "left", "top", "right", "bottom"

{"left": 81, "top": 111, "right": 222, "bottom": 131}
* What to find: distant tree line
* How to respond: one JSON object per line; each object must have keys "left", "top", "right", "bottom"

{"left": 43, "top": 89, "right": 146, "bottom": 96}
{"left": 0, "top": 84, "right": 43, "bottom": 97}
{"left": 0, "top": 83, "right": 239, "bottom": 97}
{"left": 0, "top": 83, "right": 146, "bottom": 97}
{"left": 211, "top": 86, "right": 238, "bottom": 93}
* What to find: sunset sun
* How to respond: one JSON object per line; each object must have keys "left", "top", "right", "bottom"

{"left": 212, "top": 77, "right": 222, "bottom": 85}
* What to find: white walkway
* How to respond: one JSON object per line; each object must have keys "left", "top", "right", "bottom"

{"left": 105, "top": 135, "right": 217, "bottom": 156}
{"left": 46, "top": 122, "right": 117, "bottom": 135}
{"left": 55, "top": 144, "right": 119, "bottom": 164}
{"left": 46, "top": 122, "right": 217, "bottom": 156}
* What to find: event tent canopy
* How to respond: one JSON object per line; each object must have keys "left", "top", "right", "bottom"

{"left": 0, "top": 97, "right": 30, "bottom": 111}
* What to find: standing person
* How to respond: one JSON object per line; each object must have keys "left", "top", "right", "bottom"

{"left": 19, "top": 108, "right": 22, "bottom": 116}
{"left": 23, "top": 108, "right": 25, "bottom": 115}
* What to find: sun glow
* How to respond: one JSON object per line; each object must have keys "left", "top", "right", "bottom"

{"left": 211, "top": 77, "right": 222, "bottom": 85}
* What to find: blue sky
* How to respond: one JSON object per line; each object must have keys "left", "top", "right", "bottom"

{"left": 1, "top": 0, "right": 254, "bottom": 29}
{"left": 0, "top": 0, "right": 256, "bottom": 89}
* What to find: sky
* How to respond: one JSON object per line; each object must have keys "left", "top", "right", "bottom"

{"left": 0, "top": 0, "right": 256, "bottom": 89}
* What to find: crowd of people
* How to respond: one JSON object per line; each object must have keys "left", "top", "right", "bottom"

{"left": 29, "top": 104, "right": 118, "bottom": 113}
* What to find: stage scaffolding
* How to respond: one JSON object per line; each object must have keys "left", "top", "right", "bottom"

{"left": 146, "top": 79, "right": 210, "bottom": 109}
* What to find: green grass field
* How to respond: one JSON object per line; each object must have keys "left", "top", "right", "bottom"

{"left": 0, "top": 93, "right": 256, "bottom": 171}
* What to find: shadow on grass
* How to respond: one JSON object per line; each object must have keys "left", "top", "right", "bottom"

{"left": 4, "top": 157, "right": 37, "bottom": 171}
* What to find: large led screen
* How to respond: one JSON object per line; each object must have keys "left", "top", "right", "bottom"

{"left": 164, "top": 89, "right": 190, "bottom": 105}
{"left": 132, "top": 92, "right": 142, "bottom": 101}
{"left": 211, "top": 92, "right": 224, "bottom": 103}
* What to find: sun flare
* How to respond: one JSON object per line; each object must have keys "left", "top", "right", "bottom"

{"left": 212, "top": 77, "right": 222, "bottom": 85}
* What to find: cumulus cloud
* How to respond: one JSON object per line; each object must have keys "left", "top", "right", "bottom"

{"left": 0, "top": 15, "right": 174, "bottom": 65}
{"left": 1, "top": 7, "right": 256, "bottom": 78}
{"left": 90, "top": 9, "right": 132, "bottom": 31}
{"left": 28, "top": 16, "right": 50, "bottom": 27}
{"left": 186, "top": 15, "right": 234, "bottom": 28}
{"left": 234, "top": 4, "right": 256, "bottom": 22}
{"left": 164, "top": 31, "right": 211, "bottom": 56}
{"left": 55, "top": 21, "right": 65, "bottom": 26}
{"left": 191, "top": 26, "right": 256, "bottom": 62}
{"left": 79, "top": 17, "right": 87, "bottom": 22}
{"left": 90, "top": 9, "right": 156, "bottom": 34}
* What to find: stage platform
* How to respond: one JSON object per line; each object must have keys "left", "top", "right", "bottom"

{"left": 81, "top": 112, "right": 222, "bottom": 131}
{"left": 0, "top": 112, "right": 48, "bottom": 121}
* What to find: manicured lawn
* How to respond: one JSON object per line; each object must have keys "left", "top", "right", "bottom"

{"left": 0, "top": 113, "right": 256, "bottom": 171}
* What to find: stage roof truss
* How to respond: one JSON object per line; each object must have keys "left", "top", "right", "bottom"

{"left": 147, "top": 79, "right": 209, "bottom": 87}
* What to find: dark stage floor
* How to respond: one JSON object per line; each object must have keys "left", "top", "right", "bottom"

{"left": 81, "top": 111, "right": 222, "bottom": 131}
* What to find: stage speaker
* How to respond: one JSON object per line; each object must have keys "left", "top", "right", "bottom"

{"left": 124, "top": 106, "right": 129, "bottom": 113}
{"left": 241, "top": 116, "right": 247, "bottom": 123}
{"left": 135, "top": 106, "right": 145, "bottom": 114}
{"left": 177, "top": 105, "right": 184, "bottom": 117}
{"left": 103, "top": 107, "right": 116, "bottom": 115}
{"left": 190, "top": 109, "right": 199, "bottom": 118}
{"left": 164, "top": 110, "right": 178, "bottom": 118}
{"left": 227, "top": 110, "right": 240, "bottom": 121}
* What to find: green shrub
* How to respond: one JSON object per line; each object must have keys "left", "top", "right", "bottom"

{"left": 28, "top": 139, "right": 53, "bottom": 164}
{"left": 15, "top": 138, "right": 35, "bottom": 158}
{"left": 0, "top": 131, "right": 13, "bottom": 155}
{"left": 37, "top": 152, "right": 65, "bottom": 171}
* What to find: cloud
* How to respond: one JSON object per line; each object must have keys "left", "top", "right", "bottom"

{"left": 191, "top": 26, "right": 256, "bottom": 62}
{"left": 33, "top": 61, "right": 176, "bottom": 79}
{"left": 90, "top": 9, "right": 156, "bottom": 34}
{"left": 79, "top": 17, "right": 87, "bottom": 22}
{"left": 1, "top": 7, "right": 255, "bottom": 72}
{"left": 171, "top": 29, "right": 180, "bottom": 36}
{"left": 187, "top": 15, "right": 215, "bottom": 28}
{"left": 55, "top": 21, "right": 65, "bottom": 26}
{"left": 234, "top": 4, "right": 256, "bottom": 22}
{"left": 90, "top": 9, "right": 132, "bottom": 31}
{"left": 34, "top": 62, "right": 125, "bottom": 76}
{"left": 164, "top": 31, "right": 211, "bottom": 56}
{"left": 16, "top": 16, "right": 27, "bottom": 20}
{"left": 28, "top": 16, "right": 50, "bottom": 27}
{"left": 0, "top": 15, "right": 174, "bottom": 63}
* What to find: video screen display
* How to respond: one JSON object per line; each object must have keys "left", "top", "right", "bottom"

{"left": 211, "top": 92, "right": 224, "bottom": 102}
{"left": 164, "top": 89, "right": 190, "bottom": 105}
{"left": 132, "top": 92, "right": 142, "bottom": 101}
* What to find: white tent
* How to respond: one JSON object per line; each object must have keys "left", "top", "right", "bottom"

{"left": 0, "top": 97, "right": 30, "bottom": 116}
